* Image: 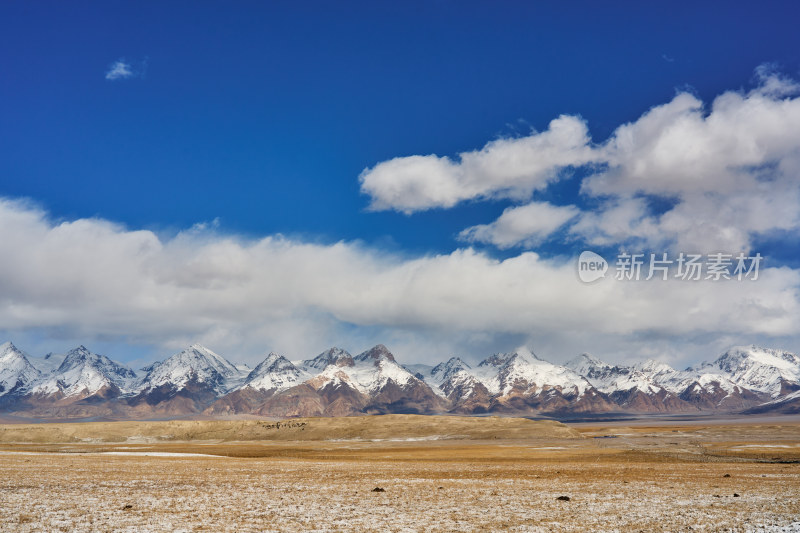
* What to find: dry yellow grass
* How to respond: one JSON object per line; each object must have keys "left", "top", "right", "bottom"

{"left": 0, "top": 417, "right": 799, "bottom": 531}
{"left": 0, "top": 414, "right": 580, "bottom": 444}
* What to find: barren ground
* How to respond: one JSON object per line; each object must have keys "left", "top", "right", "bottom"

{"left": 1, "top": 415, "right": 799, "bottom": 532}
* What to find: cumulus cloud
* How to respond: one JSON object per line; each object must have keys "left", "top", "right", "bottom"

{"left": 459, "top": 202, "right": 580, "bottom": 249}
{"left": 0, "top": 197, "right": 798, "bottom": 366}
{"left": 105, "top": 58, "right": 147, "bottom": 80}
{"left": 362, "top": 66, "right": 800, "bottom": 253}
{"left": 575, "top": 73, "right": 800, "bottom": 252}
{"left": 584, "top": 82, "right": 800, "bottom": 198}
{"left": 359, "top": 115, "right": 597, "bottom": 213}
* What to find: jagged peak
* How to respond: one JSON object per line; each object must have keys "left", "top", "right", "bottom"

{"left": 247, "top": 351, "right": 296, "bottom": 379}
{"left": 718, "top": 345, "right": 799, "bottom": 365}
{"left": 431, "top": 357, "right": 472, "bottom": 382}
{"left": 145, "top": 344, "right": 239, "bottom": 381}
{"left": 55, "top": 346, "right": 136, "bottom": 378}
{"left": 479, "top": 352, "right": 512, "bottom": 367}
{"left": 304, "top": 347, "right": 355, "bottom": 370}
{"left": 479, "top": 347, "right": 542, "bottom": 368}
{"left": 181, "top": 343, "right": 237, "bottom": 365}
{"left": 355, "top": 344, "right": 396, "bottom": 363}
{"left": 57, "top": 345, "right": 107, "bottom": 370}
{"left": 433, "top": 356, "right": 470, "bottom": 372}
{"left": 579, "top": 352, "right": 606, "bottom": 364}
{"left": 185, "top": 343, "right": 225, "bottom": 360}
{"left": 174, "top": 344, "right": 232, "bottom": 363}
{"left": 188, "top": 342, "right": 218, "bottom": 354}
{"left": 262, "top": 351, "right": 283, "bottom": 362}
{"left": 0, "top": 342, "right": 27, "bottom": 361}
{"left": 67, "top": 345, "right": 91, "bottom": 356}
{"left": 60, "top": 346, "right": 98, "bottom": 366}
{"left": 633, "top": 358, "right": 675, "bottom": 374}
{"left": 0, "top": 341, "right": 17, "bottom": 352}
{"left": 566, "top": 352, "right": 609, "bottom": 370}
{"left": 698, "top": 346, "right": 797, "bottom": 377}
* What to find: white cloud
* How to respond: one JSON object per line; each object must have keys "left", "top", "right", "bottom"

{"left": 105, "top": 58, "right": 146, "bottom": 80}
{"left": 575, "top": 74, "right": 800, "bottom": 252}
{"left": 359, "top": 115, "right": 597, "bottom": 213}
{"left": 362, "top": 66, "right": 800, "bottom": 253}
{"left": 0, "top": 198, "right": 799, "bottom": 367}
{"left": 569, "top": 197, "right": 661, "bottom": 248}
{"left": 459, "top": 202, "right": 579, "bottom": 249}
{"left": 584, "top": 83, "right": 800, "bottom": 198}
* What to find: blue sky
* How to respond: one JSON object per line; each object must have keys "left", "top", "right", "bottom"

{"left": 1, "top": 2, "right": 800, "bottom": 368}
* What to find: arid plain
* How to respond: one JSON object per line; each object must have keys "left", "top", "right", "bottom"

{"left": 1, "top": 415, "right": 799, "bottom": 532}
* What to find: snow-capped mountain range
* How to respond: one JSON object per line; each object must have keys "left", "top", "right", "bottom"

{"left": 1, "top": 341, "right": 798, "bottom": 419}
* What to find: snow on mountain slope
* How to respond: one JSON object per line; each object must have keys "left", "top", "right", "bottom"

{"left": 302, "top": 345, "right": 420, "bottom": 395}
{"left": 632, "top": 359, "right": 677, "bottom": 380}
{"left": 564, "top": 347, "right": 797, "bottom": 410}
{"left": 302, "top": 347, "right": 355, "bottom": 371}
{"left": 565, "top": 354, "right": 666, "bottom": 395}
{"left": 651, "top": 367, "right": 738, "bottom": 397}
{"left": 0, "top": 342, "right": 41, "bottom": 396}
{"left": 26, "top": 351, "right": 65, "bottom": 375}
{"left": 429, "top": 357, "right": 471, "bottom": 384}
{"left": 240, "top": 352, "right": 309, "bottom": 392}
{"left": 564, "top": 353, "right": 612, "bottom": 380}
{"left": 478, "top": 348, "right": 592, "bottom": 397}
{"left": 2, "top": 340, "right": 799, "bottom": 416}
{"left": 427, "top": 357, "right": 482, "bottom": 400}
{"left": 565, "top": 352, "right": 742, "bottom": 398}
{"left": 565, "top": 352, "right": 753, "bottom": 405}
{"left": 746, "top": 389, "right": 800, "bottom": 414}
{"left": 696, "top": 345, "right": 800, "bottom": 397}
{"left": 28, "top": 345, "right": 137, "bottom": 398}
{"left": 346, "top": 345, "right": 415, "bottom": 394}
{"left": 138, "top": 344, "right": 245, "bottom": 394}
{"left": 640, "top": 346, "right": 800, "bottom": 403}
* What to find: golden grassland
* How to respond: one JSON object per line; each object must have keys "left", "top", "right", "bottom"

{"left": 0, "top": 414, "right": 580, "bottom": 445}
{"left": 1, "top": 416, "right": 799, "bottom": 531}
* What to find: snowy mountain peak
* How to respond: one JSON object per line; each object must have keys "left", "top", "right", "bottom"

{"left": 54, "top": 345, "right": 91, "bottom": 369}
{"left": 59, "top": 346, "right": 95, "bottom": 368}
{"left": 633, "top": 359, "right": 676, "bottom": 376}
{"left": 246, "top": 352, "right": 297, "bottom": 380}
{"left": 578, "top": 352, "right": 608, "bottom": 365}
{"left": 474, "top": 348, "right": 592, "bottom": 397}
{"left": 304, "top": 347, "right": 354, "bottom": 370}
{"left": 242, "top": 352, "right": 308, "bottom": 392}
{"left": 0, "top": 341, "right": 41, "bottom": 397}
{"left": 698, "top": 345, "right": 800, "bottom": 397}
{"left": 484, "top": 347, "right": 547, "bottom": 367}
{"left": 184, "top": 344, "right": 240, "bottom": 376}
{"left": 479, "top": 352, "right": 514, "bottom": 368}
{"left": 309, "top": 344, "right": 418, "bottom": 395}
{"left": 432, "top": 357, "right": 471, "bottom": 379}
{"left": 355, "top": 344, "right": 396, "bottom": 364}
{"left": 28, "top": 346, "right": 136, "bottom": 398}
{"left": 565, "top": 353, "right": 611, "bottom": 376}
{"left": 711, "top": 345, "right": 800, "bottom": 372}
{"left": 0, "top": 341, "right": 17, "bottom": 353}
{"left": 140, "top": 344, "right": 243, "bottom": 394}
{"left": 57, "top": 346, "right": 136, "bottom": 379}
